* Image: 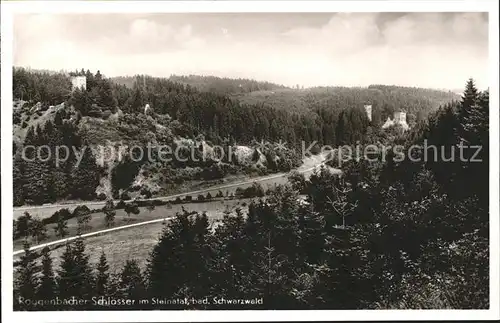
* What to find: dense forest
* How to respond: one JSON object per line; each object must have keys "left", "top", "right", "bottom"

{"left": 14, "top": 68, "right": 458, "bottom": 147}
{"left": 14, "top": 79, "right": 489, "bottom": 310}
{"left": 114, "top": 74, "right": 289, "bottom": 95}
{"left": 11, "top": 67, "right": 460, "bottom": 207}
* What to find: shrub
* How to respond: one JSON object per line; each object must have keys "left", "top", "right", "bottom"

{"left": 141, "top": 188, "right": 152, "bottom": 199}
{"left": 235, "top": 187, "right": 244, "bottom": 198}
{"left": 120, "top": 192, "right": 131, "bottom": 200}
{"left": 130, "top": 185, "right": 141, "bottom": 192}
{"left": 102, "top": 110, "right": 112, "bottom": 119}
{"left": 124, "top": 202, "right": 140, "bottom": 217}
{"left": 197, "top": 194, "right": 205, "bottom": 202}
{"left": 73, "top": 205, "right": 91, "bottom": 217}
{"left": 238, "top": 183, "right": 265, "bottom": 198}
{"left": 288, "top": 171, "right": 307, "bottom": 193}
{"left": 13, "top": 113, "right": 21, "bottom": 124}
{"left": 43, "top": 208, "right": 72, "bottom": 225}
{"left": 116, "top": 200, "right": 127, "bottom": 209}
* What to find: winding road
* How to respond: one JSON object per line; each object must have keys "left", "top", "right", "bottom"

{"left": 13, "top": 153, "right": 334, "bottom": 256}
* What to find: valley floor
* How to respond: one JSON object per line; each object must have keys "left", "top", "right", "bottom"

{"left": 13, "top": 152, "right": 334, "bottom": 220}
{"left": 13, "top": 152, "right": 338, "bottom": 271}
{"left": 15, "top": 198, "right": 249, "bottom": 272}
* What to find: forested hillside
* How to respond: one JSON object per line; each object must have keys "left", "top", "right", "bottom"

{"left": 12, "top": 67, "right": 459, "bottom": 207}
{"left": 169, "top": 75, "right": 289, "bottom": 94}
{"left": 114, "top": 75, "right": 289, "bottom": 94}
{"left": 13, "top": 68, "right": 305, "bottom": 206}
{"left": 236, "top": 85, "right": 459, "bottom": 124}
{"left": 14, "top": 79, "right": 489, "bottom": 310}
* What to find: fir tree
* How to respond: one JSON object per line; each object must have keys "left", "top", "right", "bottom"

{"left": 57, "top": 243, "right": 77, "bottom": 301}
{"left": 14, "top": 241, "right": 39, "bottom": 310}
{"left": 30, "top": 216, "right": 47, "bottom": 244}
{"left": 95, "top": 251, "right": 110, "bottom": 296}
{"left": 461, "top": 78, "right": 479, "bottom": 110}
{"left": 37, "top": 247, "right": 57, "bottom": 309}
{"left": 120, "top": 259, "right": 145, "bottom": 303}
{"left": 57, "top": 236, "right": 94, "bottom": 307}
{"left": 72, "top": 233, "right": 95, "bottom": 299}
{"left": 71, "top": 144, "right": 100, "bottom": 200}
{"left": 146, "top": 210, "right": 198, "bottom": 301}
{"left": 16, "top": 211, "right": 33, "bottom": 239}
{"left": 75, "top": 206, "right": 92, "bottom": 232}
{"left": 104, "top": 199, "right": 116, "bottom": 227}
{"left": 54, "top": 213, "right": 69, "bottom": 238}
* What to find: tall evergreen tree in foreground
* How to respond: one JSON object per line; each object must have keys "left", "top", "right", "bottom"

{"left": 460, "top": 78, "right": 479, "bottom": 110}
{"left": 457, "top": 79, "right": 489, "bottom": 203}
{"left": 119, "top": 259, "right": 146, "bottom": 304}
{"left": 37, "top": 247, "right": 57, "bottom": 309}
{"left": 14, "top": 241, "right": 39, "bottom": 310}
{"left": 95, "top": 251, "right": 110, "bottom": 296}
{"left": 57, "top": 235, "right": 94, "bottom": 308}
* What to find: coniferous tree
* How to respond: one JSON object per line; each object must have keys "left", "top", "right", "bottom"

{"left": 75, "top": 206, "right": 92, "bottom": 231}
{"left": 461, "top": 78, "right": 479, "bottom": 110}
{"left": 37, "top": 247, "right": 57, "bottom": 309}
{"left": 14, "top": 241, "right": 39, "bottom": 310}
{"left": 13, "top": 154, "right": 26, "bottom": 206}
{"left": 72, "top": 233, "right": 95, "bottom": 299}
{"left": 30, "top": 216, "right": 47, "bottom": 244}
{"left": 57, "top": 243, "right": 76, "bottom": 301}
{"left": 54, "top": 212, "right": 69, "bottom": 238}
{"left": 103, "top": 199, "right": 116, "bottom": 227}
{"left": 119, "top": 259, "right": 146, "bottom": 304}
{"left": 146, "top": 210, "right": 198, "bottom": 302}
{"left": 95, "top": 251, "right": 110, "bottom": 296}
{"left": 15, "top": 211, "right": 33, "bottom": 239}
{"left": 71, "top": 145, "right": 100, "bottom": 200}
{"left": 57, "top": 236, "right": 94, "bottom": 307}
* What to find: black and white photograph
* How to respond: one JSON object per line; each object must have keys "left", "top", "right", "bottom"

{"left": 1, "top": 0, "right": 499, "bottom": 322}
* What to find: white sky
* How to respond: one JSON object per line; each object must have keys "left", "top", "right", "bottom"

{"left": 13, "top": 13, "right": 489, "bottom": 90}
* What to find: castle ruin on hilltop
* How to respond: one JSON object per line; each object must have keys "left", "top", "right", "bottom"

{"left": 382, "top": 111, "right": 409, "bottom": 131}
{"left": 71, "top": 76, "right": 87, "bottom": 91}
{"left": 364, "top": 105, "right": 372, "bottom": 122}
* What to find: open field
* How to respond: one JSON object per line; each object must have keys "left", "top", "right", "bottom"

{"left": 13, "top": 152, "right": 336, "bottom": 271}
{"left": 14, "top": 200, "right": 247, "bottom": 273}
{"left": 13, "top": 198, "right": 251, "bottom": 251}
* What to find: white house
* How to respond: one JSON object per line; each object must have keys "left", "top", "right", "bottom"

{"left": 71, "top": 76, "right": 87, "bottom": 91}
